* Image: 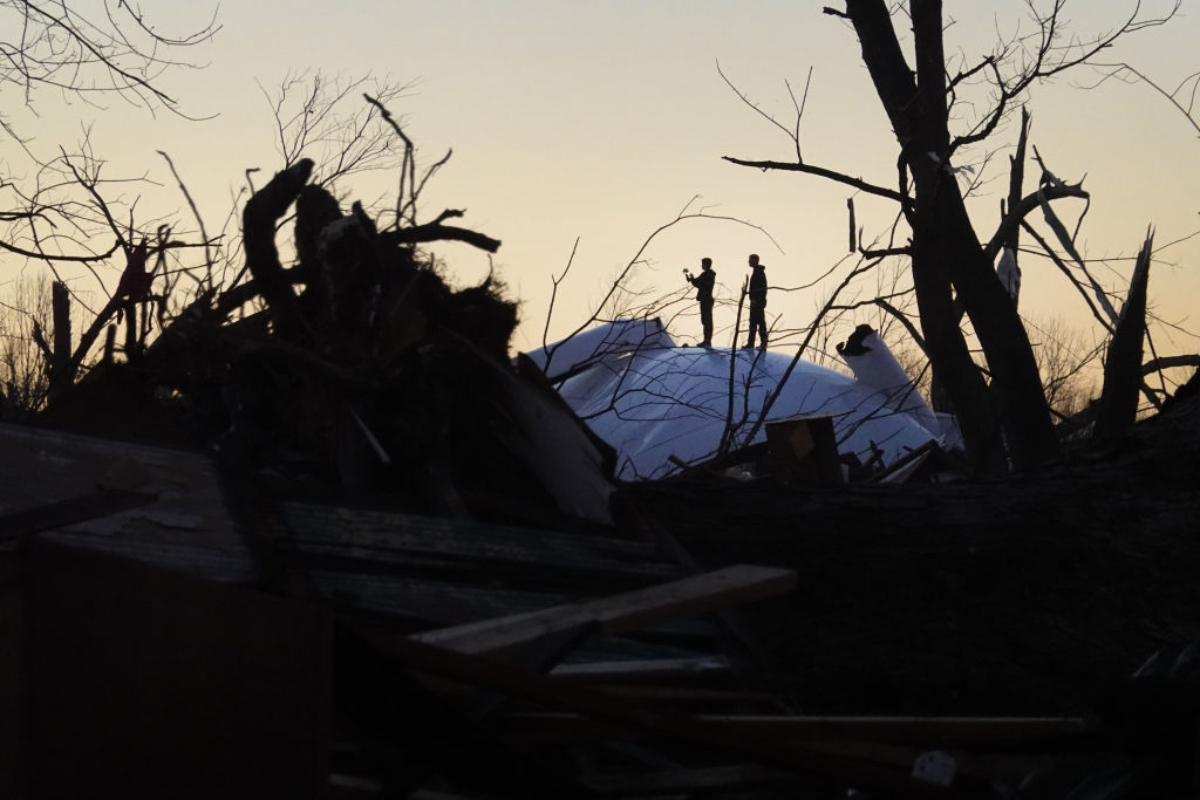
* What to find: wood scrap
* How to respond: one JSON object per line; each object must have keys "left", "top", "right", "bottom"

{"left": 410, "top": 565, "right": 796, "bottom": 656}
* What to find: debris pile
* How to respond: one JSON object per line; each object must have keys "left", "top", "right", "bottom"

{"left": 38, "top": 158, "right": 614, "bottom": 524}
{"left": 3, "top": 156, "right": 1200, "bottom": 799}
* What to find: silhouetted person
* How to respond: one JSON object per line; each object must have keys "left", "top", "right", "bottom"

{"left": 744, "top": 254, "right": 768, "bottom": 350}
{"left": 684, "top": 257, "right": 716, "bottom": 347}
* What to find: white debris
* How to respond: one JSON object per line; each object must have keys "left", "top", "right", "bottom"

{"left": 836, "top": 324, "right": 941, "bottom": 438}
{"left": 526, "top": 317, "right": 674, "bottom": 380}
{"left": 912, "top": 750, "right": 957, "bottom": 787}
{"left": 530, "top": 320, "right": 955, "bottom": 481}
{"left": 996, "top": 245, "right": 1020, "bottom": 302}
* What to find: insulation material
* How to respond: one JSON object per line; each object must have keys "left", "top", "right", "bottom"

{"left": 836, "top": 324, "right": 941, "bottom": 437}
{"left": 996, "top": 246, "right": 1020, "bottom": 302}
{"left": 526, "top": 317, "right": 674, "bottom": 380}
{"left": 533, "top": 321, "right": 951, "bottom": 480}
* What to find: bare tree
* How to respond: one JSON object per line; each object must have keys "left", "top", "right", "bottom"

{"left": 2, "top": 1, "right": 218, "bottom": 263}
{"left": 0, "top": 272, "right": 51, "bottom": 415}
{"left": 723, "top": 1, "right": 1179, "bottom": 474}
{"left": 0, "top": 1, "right": 218, "bottom": 119}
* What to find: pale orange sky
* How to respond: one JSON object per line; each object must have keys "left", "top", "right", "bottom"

{"left": 5, "top": 1, "right": 1199, "bottom": 363}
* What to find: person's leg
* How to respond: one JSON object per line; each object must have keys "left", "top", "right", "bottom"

{"left": 700, "top": 302, "right": 713, "bottom": 346}
{"left": 745, "top": 306, "right": 762, "bottom": 348}
{"left": 755, "top": 309, "right": 767, "bottom": 349}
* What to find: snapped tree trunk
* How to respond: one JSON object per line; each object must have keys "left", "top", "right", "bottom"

{"left": 48, "top": 281, "right": 73, "bottom": 404}
{"left": 1095, "top": 233, "right": 1154, "bottom": 439}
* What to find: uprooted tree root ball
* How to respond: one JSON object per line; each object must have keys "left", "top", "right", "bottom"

{"left": 35, "top": 158, "right": 611, "bottom": 521}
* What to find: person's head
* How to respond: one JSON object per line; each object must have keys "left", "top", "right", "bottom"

{"left": 701, "top": 257, "right": 712, "bottom": 271}
{"left": 748, "top": 254, "right": 760, "bottom": 268}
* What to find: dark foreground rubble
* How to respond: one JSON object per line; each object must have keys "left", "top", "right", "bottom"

{"left": 3, "top": 157, "right": 1200, "bottom": 799}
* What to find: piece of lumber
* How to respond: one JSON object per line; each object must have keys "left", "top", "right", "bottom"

{"left": 279, "top": 520, "right": 678, "bottom": 586}
{"left": 281, "top": 502, "right": 666, "bottom": 569}
{"left": 411, "top": 565, "right": 796, "bottom": 655}
{"left": 625, "top": 506, "right": 785, "bottom": 705}
{"left": 499, "top": 712, "right": 1095, "bottom": 748}
{"left": 697, "top": 714, "right": 1095, "bottom": 745}
{"left": 308, "top": 569, "right": 570, "bottom": 626}
{"left": 0, "top": 490, "right": 155, "bottom": 543}
{"left": 592, "top": 687, "right": 778, "bottom": 707}
{"left": 550, "top": 656, "right": 730, "bottom": 682}
{"left": 582, "top": 764, "right": 793, "bottom": 796}
{"left": 465, "top": 622, "right": 600, "bottom": 723}
{"left": 397, "top": 622, "right": 603, "bottom": 795}
{"left": 346, "top": 620, "right": 989, "bottom": 797}
{"left": 336, "top": 621, "right": 594, "bottom": 799}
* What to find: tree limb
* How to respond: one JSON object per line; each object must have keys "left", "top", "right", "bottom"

{"left": 721, "top": 156, "right": 909, "bottom": 204}
{"left": 985, "top": 181, "right": 1089, "bottom": 263}
{"left": 381, "top": 223, "right": 501, "bottom": 253}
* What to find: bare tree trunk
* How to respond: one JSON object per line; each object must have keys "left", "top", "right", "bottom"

{"left": 846, "top": 0, "right": 1058, "bottom": 472}
{"left": 845, "top": 0, "right": 1003, "bottom": 474}
{"left": 922, "top": 2, "right": 1056, "bottom": 470}
{"left": 48, "top": 282, "right": 73, "bottom": 404}
{"left": 123, "top": 302, "right": 137, "bottom": 362}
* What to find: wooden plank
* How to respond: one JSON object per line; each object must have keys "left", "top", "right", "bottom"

{"left": 498, "top": 712, "right": 1095, "bottom": 747}
{"left": 592, "top": 687, "right": 777, "bottom": 706}
{"left": 693, "top": 715, "right": 1095, "bottom": 745}
{"left": 280, "top": 502, "right": 666, "bottom": 567}
{"left": 336, "top": 623, "right": 594, "bottom": 800}
{"left": 563, "top": 633, "right": 720, "bottom": 663}
{"left": 551, "top": 657, "right": 730, "bottom": 682}
{"left": 0, "top": 490, "right": 155, "bottom": 543}
{"left": 411, "top": 565, "right": 796, "bottom": 655}
{"left": 624, "top": 507, "right": 784, "bottom": 700}
{"left": 280, "top": 537, "right": 678, "bottom": 587}
{"left": 310, "top": 571, "right": 722, "bottom": 666}
{"left": 40, "top": 531, "right": 259, "bottom": 583}
{"left": 0, "top": 424, "right": 257, "bottom": 583}
{"left": 347, "top": 620, "right": 986, "bottom": 797}
{"left": 582, "top": 764, "right": 794, "bottom": 796}
{"left": 308, "top": 569, "right": 569, "bottom": 626}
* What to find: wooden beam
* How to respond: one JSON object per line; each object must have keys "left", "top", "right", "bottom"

{"left": 582, "top": 764, "right": 793, "bottom": 796}
{"left": 279, "top": 502, "right": 670, "bottom": 581}
{"left": 550, "top": 656, "right": 730, "bottom": 682}
{"left": 0, "top": 490, "right": 156, "bottom": 543}
{"left": 591, "top": 687, "right": 777, "bottom": 706}
{"left": 500, "top": 712, "right": 1095, "bottom": 748}
{"left": 347, "top": 620, "right": 984, "bottom": 796}
{"left": 411, "top": 565, "right": 796, "bottom": 655}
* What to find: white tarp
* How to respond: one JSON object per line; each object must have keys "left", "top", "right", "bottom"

{"left": 836, "top": 323, "right": 947, "bottom": 443}
{"left": 526, "top": 317, "right": 675, "bottom": 380}
{"left": 531, "top": 320, "right": 954, "bottom": 480}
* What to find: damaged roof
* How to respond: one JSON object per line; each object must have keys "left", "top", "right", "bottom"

{"left": 529, "top": 319, "right": 955, "bottom": 479}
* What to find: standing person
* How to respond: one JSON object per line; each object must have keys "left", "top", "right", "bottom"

{"left": 744, "top": 254, "right": 768, "bottom": 350}
{"left": 683, "top": 257, "right": 716, "bottom": 348}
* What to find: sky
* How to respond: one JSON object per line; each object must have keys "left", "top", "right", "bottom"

{"left": 5, "top": 0, "right": 1199, "bottom": 363}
